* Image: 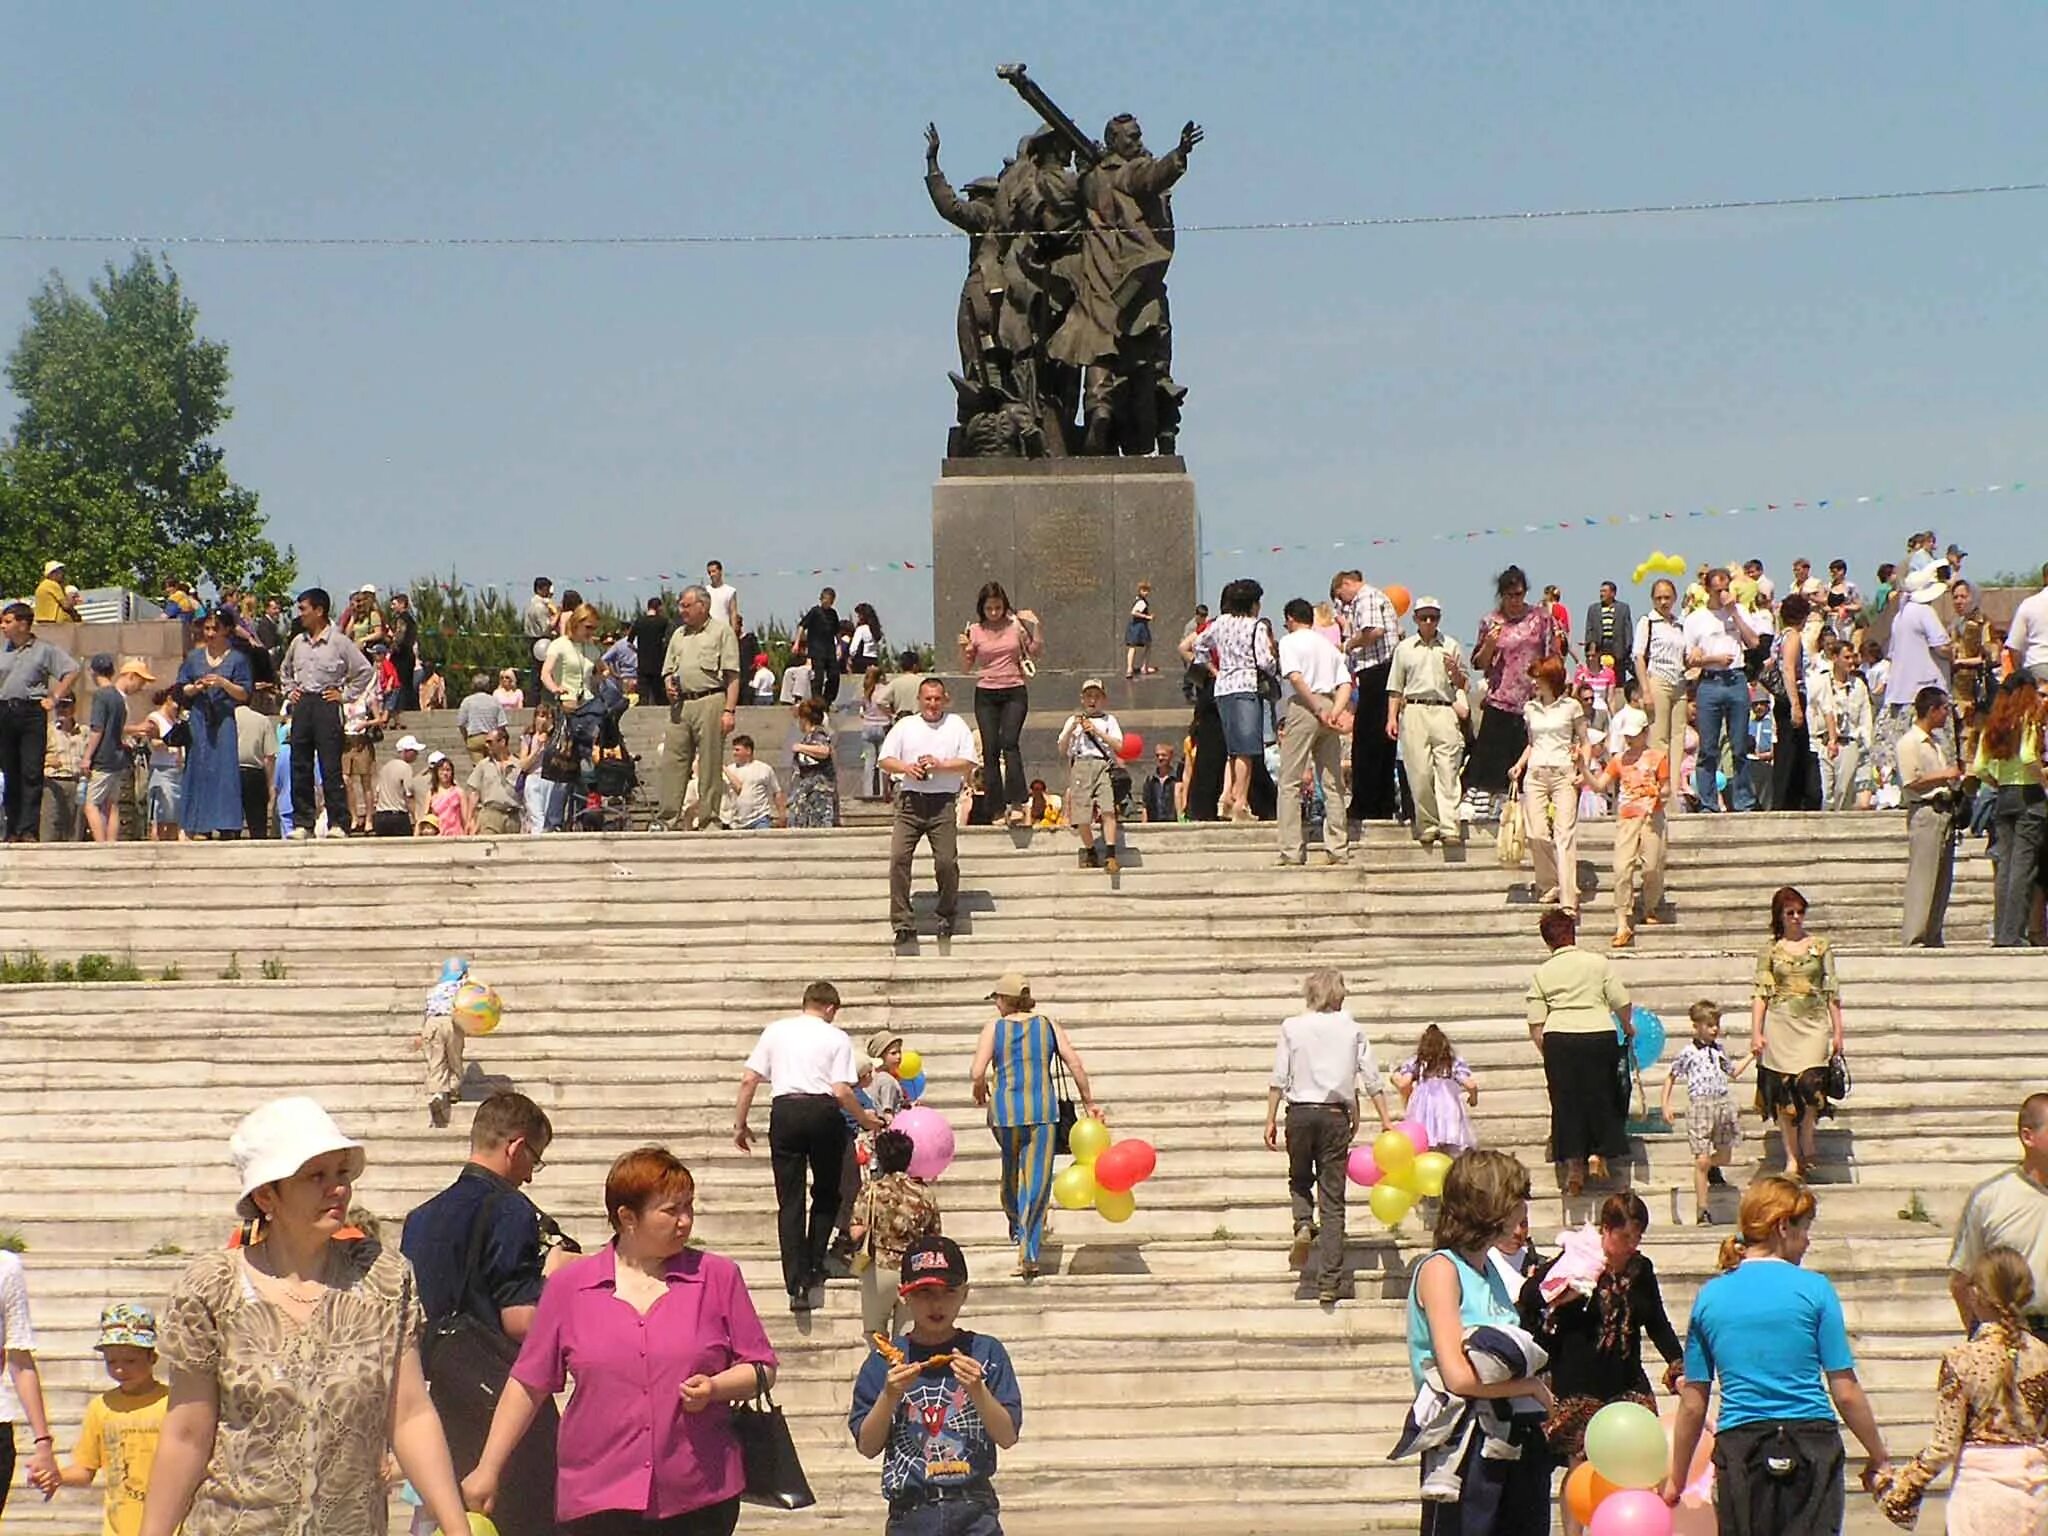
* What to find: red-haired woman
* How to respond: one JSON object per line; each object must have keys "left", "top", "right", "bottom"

{"left": 463, "top": 1148, "right": 777, "bottom": 1536}
{"left": 1509, "top": 654, "right": 1590, "bottom": 915}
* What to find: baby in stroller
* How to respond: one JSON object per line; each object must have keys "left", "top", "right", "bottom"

{"left": 562, "top": 677, "right": 641, "bottom": 832}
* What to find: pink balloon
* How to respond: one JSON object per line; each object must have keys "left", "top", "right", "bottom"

{"left": 1346, "top": 1146, "right": 1382, "bottom": 1186}
{"left": 1396, "top": 1119, "right": 1432, "bottom": 1156}
{"left": 892, "top": 1107, "right": 956, "bottom": 1180}
{"left": 1589, "top": 1489, "right": 1673, "bottom": 1536}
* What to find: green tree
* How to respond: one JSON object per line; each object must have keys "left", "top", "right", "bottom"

{"left": 0, "top": 253, "right": 294, "bottom": 598}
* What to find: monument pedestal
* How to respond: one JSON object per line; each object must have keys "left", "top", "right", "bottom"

{"left": 930, "top": 457, "right": 1201, "bottom": 676}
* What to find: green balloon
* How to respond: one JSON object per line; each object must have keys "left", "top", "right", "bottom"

{"left": 1584, "top": 1401, "right": 1668, "bottom": 1489}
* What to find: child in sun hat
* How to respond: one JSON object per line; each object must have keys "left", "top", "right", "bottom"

{"left": 57, "top": 1304, "right": 168, "bottom": 1536}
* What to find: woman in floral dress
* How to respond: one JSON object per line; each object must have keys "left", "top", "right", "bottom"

{"left": 1750, "top": 885, "right": 1845, "bottom": 1181}
{"left": 787, "top": 697, "right": 839, "bottom": 828}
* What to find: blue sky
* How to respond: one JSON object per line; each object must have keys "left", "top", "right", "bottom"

{"left": 4, "top": 1, "right": 2044, "bottom": 640}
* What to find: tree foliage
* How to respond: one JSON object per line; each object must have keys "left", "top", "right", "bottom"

{"left": 0, "top": 253, "right": 294, "bottom": 598}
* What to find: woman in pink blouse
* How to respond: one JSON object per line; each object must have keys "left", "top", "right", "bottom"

{"left": 463, "top": 1147, "right": 777, "bottom": 1536}
{"left": 1467, "top": 564, "right": 1562, "bottom": 803}
{"left": 958, "top": 580, "right": 1044, "bottom": 827}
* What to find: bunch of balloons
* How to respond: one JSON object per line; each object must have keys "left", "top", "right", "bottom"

{"left": 1383, "top": 584, "right": 1412, "bottom": 617}
{"left": 890, "top": 1047, "right": 926, "bottom": 1102}
{"left": 1344, "top": 1121, "right": 1452, "bottom": 1228}
{"left": 1565, "top": 1401, "right": 1717, "bottom": 1535}
{"left": 452, "top": 981, "right": 503, "bottom": 1036}
{"left": 1052, "top": 1117, "right": 1157, "bottom": 1223}
{"left": 1630, "top": 550, "right": 1688, "bottom": 587}
{"left": 892, "top": 1106, "right": 956, "bottom": 1180}
{"left": 1624, "top": 1006, "right": 1666, "bottom": 1071}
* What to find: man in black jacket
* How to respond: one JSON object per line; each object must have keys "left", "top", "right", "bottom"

{"left": 1582, "top": 580, "right": 1635, "bottom": 686}
{"left": 629, "top": 598, "right": 672, "bottom": 708}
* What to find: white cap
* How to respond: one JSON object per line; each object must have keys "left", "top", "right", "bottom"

{"left": 1412, "top": 596, "right": 1443, "bottom": 614}
{"left": 1613, "top": 706, "right": 1651, "bottom": 738}
{"left": 397, "top": 735, "right": 425, "bottom": 754}
{"left": 42, "top": 559, "right": 65, "bottom": 576}
{"left": 230, "top": 1097, "right": 364, "bottom": 1220}
{"left": 354, "top": 583, "right": 378, "bottom": 596}
{"left": 427, "top": 750, "right": 448, "bottom": 766}
{"left": 1906, "top": 567, "right": 1945, "bottom": 604}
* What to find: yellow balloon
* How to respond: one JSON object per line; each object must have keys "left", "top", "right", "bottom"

{"left": 1411, "top": 1151, "right": 1454, "bottom": 1198}
{"left": 441, "top": 1516, "right": 499, "bottom": 1536}
{"left": 1095, "top": 1187, "right": 1137, "bottom": 1223}
{"left": 1052, "top": 1161, "right": 1098, "bottom": 1211}
{"left": 1631, "top": 563, "right": 1649, "bottom": 586}
{"left": 1068, "top": 1117, "right": 1111, "bottom": 1166}
{"left": 895, "top": 1048, "right": 923, "bottom": 1080}
{"left": 1368, "top": 1181, "right": 1416, "bottom": 1226}
{"left": 1661, "top": 552, "right": 1689, "bottom": 575}
{"left": 1372, "top": 1129, "right": 1417, "bottom": 1180}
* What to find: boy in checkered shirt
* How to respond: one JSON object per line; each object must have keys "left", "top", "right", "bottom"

{"left": 1660, "top": 1000, "right": 1754, "bottom": 1225}
{"left": 850, "top": 1129, "right": 942, "bottom": 1335}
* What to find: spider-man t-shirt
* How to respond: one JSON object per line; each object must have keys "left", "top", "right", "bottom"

{"left": 848, "top": 1329, "right": 1023, "bottom": 1498}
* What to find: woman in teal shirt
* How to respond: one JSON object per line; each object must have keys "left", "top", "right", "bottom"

{"left": 1664, "top": 1176, "right": 1890, "bottom": 1533}
{"left": 1406, "top": 1149, "right": 1553, "bottom": 1533}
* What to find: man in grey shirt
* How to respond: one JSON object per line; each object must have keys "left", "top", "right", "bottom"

{"left": 454, "top": 673, "right": 509, "bottom": 758}
{"left": 523, "top": 576, "right": 556, "bottom": 698}
{"left": 278, "top": 586, "right": 374, "bottom": 839}
{"left": 0, "top": 602, "right": 81, "bottom": 842}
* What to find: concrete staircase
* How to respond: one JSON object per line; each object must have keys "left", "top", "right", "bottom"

{"left": 0, "top": 813, "right": 2037, "bottom": 1533}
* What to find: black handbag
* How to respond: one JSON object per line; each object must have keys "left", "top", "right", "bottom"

{"left": 1050, "top": 1038, "right": 1079, "bottom": 1156}
{"left": 733, "top": 1362, "right": 815, "bottom": 1510}
{"left": 1826, "top": 1051, "right": 1851, "bottom": 1100}
{"left": 1254, "top": 619, "right": 1282, "bottom": 703}
{"left": 420, "top": 1194, "right": 523, "bottom": 1421}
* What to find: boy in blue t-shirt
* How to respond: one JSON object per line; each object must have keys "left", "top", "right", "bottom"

{"left": 849, "top": 1235, "right": 1022, "bottom": 1534}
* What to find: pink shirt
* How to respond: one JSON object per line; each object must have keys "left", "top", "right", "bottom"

{"left": 510, "top": 1245, "right": 778, "bottom": 1523}
{"left": 430, "top": 786, "right": 467, "bottom": 835}
{"left": 965, "top": 620, "right": 1033, "bottom": 689}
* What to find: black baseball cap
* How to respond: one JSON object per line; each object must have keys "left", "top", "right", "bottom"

{"left": 899, "top": 1235, "right": 968, "bottom": 1294}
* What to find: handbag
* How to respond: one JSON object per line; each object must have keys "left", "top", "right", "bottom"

{"left": 733, "top": 1362, "right": 816, "bottom": 1509}
{"left": 1495, "top": 799, "right": 1527, "bottom": 868}
{"left": 540, "top": 715, "right": 578, "bottom": 783}
{"left": 1826, "top": 1051, "right": 1851, "bottom": 1100}
{"left": 1254, "top": 619, "right": 1282, "bottom": 703}
{"left": 420, "top": 1194, "right": 523, "bottom": 1427}
{"left": 1049, "top": 1031, "right": 1079, "bottom": 1155}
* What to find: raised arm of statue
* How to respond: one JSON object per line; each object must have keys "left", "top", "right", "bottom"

{"left": 925, "top": 165, "right": 996, "bottom": 233}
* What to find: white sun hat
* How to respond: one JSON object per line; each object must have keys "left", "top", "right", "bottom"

{"left": 230, "top": 1097, "right": 364, "bottom": 1220}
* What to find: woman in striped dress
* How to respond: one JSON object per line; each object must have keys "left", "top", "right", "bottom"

{"left": 972, "top": 972, "right": 1102, "bottom": 1279}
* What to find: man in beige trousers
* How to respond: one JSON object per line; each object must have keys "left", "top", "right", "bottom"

{"left": 1387, "top": 598, "right": 1468, "bottom": 846}
{"left": 658, "top": 584, "right": 740, "bottom": 830}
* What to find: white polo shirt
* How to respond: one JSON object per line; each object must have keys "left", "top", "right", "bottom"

{"left": 1278, "top": 627, "right": 1349, "bottom": 696}
{"left": 878, "top": 712, "right": 980, "bottom": 795}
{"left": 0, "top": 1251, "right": 36, "bottom": 1422}
{"left": 744, "top": 1013, "right": 857, "bottom": 1098}
{"left": 2006, "top": 586, "right": 2048, "bottom": 674}
{"left": 1681, "top": 606, "right": 1746, "bottom": 671}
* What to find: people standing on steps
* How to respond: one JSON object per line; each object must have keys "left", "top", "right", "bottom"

{"left": 1526, "top": 909, "right": 1634, "bottom": 1198}
{"left": 541, "top": 605, "right": 605, "bottom": 710}
{"left": 1659, "top": 1001, "right": 1751, "bottom": 1227}
{"left": 0, "top": 601, "right": 81, "bottom": 843}
{"left": 522, "top": 577, "right": 557, "bottom": 701}
{"left": 1186, "top": 578, "right": 1277, "bottom": 823}
{"left": 1896, "top": 686, "right": 1962, "bottom": 948}
{"left": 462, "top": 1146, "right": 777, "bottom": 1536}
{"left": 0, "top": 1245, "right": 62, "bottom": 1508}
{"left": 1973, "top": 673, "right": 2046, "bottom": 948}
{"left": 971, "top": 972, "right": 1101, "bottom": 1281}
{"left": 1508, "top": 656, "right": 1590, "bottom": 918}
{"left": 1877, "top": 565, "right": 1954, "bottom": 787}
{"left": 38, "top": 693, "right": 86, "bottom": 843}
{"left": 1264, "top": 968, "right": 1393, "bottom": 1306}
{"left": 1750, "top": 886, "right": 1844, "bottom": 1183}
{"left": 234, "top": 696, "right": 277, "bottom": 838}
{"left": 627, "top": 598, "right": 672, "bottom": 709}
{"left": 1465, "top": 564, "right": 1561, "bottom": 814}
{"left": 403, "top": 1092, "right": 567, "bottom": 1536}
{"left": 1682, "top": 566, "right": 1762, "bottom": 812}
{"left": 1631, "top": 579, "right": 1688, "bottom": 811}
{"left": 279, "top": 586, "right": 375, "bottom": 841}
{"left": 455, "top": 673, "right": 509, "bottom": 761}
{"left": 704, "top": 559, "right": 742, "bottom": 638}
{"left": 1769, "top": 593, "right": 1824, "bottom": 813}
{"left": 657, "top": 585, "right": 741, "bottom": 833}
{"left": 141, "top": 1096, "right": 472, "bottom": 1536}
{"left": 1124, "top": 580, "right": 1154, "bottom": 678}
{"left": 1602, "top": 706, "right": 1669, "bottom": 949}
{"left": 173, "top": 609, "right": 256, "bottom": 839}
{"left": 2003, "top": 562, "right": 2048, "bottom": 684}
{"left": 959, "top": 581, "right": 1043, "bottom": 827}
{"left": 849, "top": 601, "right": 885, "bottom": 676}
{"left": 1275, "top": 597, "right": 1352, "bottom": 866}
{"left": 374, "top": 735, "right": 426, "bottom": 837}
{"left": 1402, "top": 1149, "right": 1554, "bottom": 1532}
{"left": 1811, "top": 640, "right": 1877, "bottom": 812}
{"left": 1949, "top": 1094, "right": 2048, "bottom": 1341}
{"left": 1057, "top": 677, "right": 1125, "bottom": 872}
{"left": 878, "top": 679, "right": 980, "bottom": 946}
{"left": 1329, "top": 569, "right": 1399, "bottom": 825}
{"left": 800, "top": 586, "right": 845, "bottom": 706}
{"left": 1387, "top": 596, "right": 1467, "bottom": 848}
{"left": 1581, "top": 581, "right": 1635, "bottom": 689}
{"left": 1663, "top": 1176, "right": 1891, "bottom": 1533}
{"left": 733, "top": 982, "right": 883, "bottom": 1312}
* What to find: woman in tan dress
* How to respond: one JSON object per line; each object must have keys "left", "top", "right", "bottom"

{"left": 140, "top": 1097, "right": 470, "bottom": 1536}
{"left": 1879, "top": 1246, "right": 2048, "bottom": 1532}
{"left": 1749, "top": 886, "right": 1844, "bottom": 1181}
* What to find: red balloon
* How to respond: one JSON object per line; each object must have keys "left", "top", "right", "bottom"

{"left": 1093, "top": 1145, "right": 1139, "bottom": 1193}
{"left": 1114, "top": 1139, "right": 1157, "bottom": 1184}
{"left": 1117, "top": 730, "right": 1145, "bottom": 762}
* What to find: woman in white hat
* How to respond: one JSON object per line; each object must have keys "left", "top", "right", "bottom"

{"left": 139, "top": 1097, "right": 470, "bottom": 1536}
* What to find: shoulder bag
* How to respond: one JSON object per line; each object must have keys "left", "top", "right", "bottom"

{"left": 1826, "top": 1051, "right": 1851, "bottom": 1101}
{"left": 733, "top": 1361, "right": 816, "bottom": 1509}
{"left": 1254, "top": 619, "right": 1282, "bottom": 704}
{"left": 420, "top": 1194, "right": 523, "bottom": 1429}
{"left": 1046, "top": 1018, "right": 1079, "bottom": 1155}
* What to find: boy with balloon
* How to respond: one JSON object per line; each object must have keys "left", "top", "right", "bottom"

{"left": 413, "top": 957, "right": 502, "bottom": 1129}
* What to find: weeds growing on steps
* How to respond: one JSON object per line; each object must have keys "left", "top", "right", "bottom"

{"left": 2, "top": 951, "right": 145, "bottom": 983}
{"left": 145, "top": 1239, "right": 184, "bottom": 1257}
{"left": 1899, "top": 1191, "right": 1935, "bottom": 1224}
{"left": 158, "top": 963, "right": 182, "bottom": 982}
{"left": 220, "top": 953, "right": 242, "bottom": 980}
{"left": 259, "top": 956, "right": 288, "bottom": 980}
{"left": 0, "top": 1230, "right": 25, "bottom": 1254}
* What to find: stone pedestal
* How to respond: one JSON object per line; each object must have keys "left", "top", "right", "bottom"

{"left": 931, "top": 457, "right": 1200, "bottom": 675}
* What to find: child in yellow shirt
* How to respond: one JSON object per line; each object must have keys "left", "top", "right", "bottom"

{"left": 60, "top": 1304, "right": 169, "bottom": 1536}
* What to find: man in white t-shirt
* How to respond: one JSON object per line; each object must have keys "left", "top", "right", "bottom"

{"left": 1057, "top": 678, "right": 1126, "bottom": 873}
{"left": 1877, "top": 569, "right": 1954, "bottom": 785}
{"left": 877, "top": 678, "right": 981, "bottom": 946}
{"left": 732, "top": 980, "right": 881, "bottom": 1311}
{"left": 1680, "top": 569, "right": 1762, "bottom": 812}
{"left": 0, "top": 1249, "right": 60, "bottom": 1498}
{"left": 1276, "top": 598, "right": 1352, "bottom": 864}
{"left": 777, "top": 657, "right": 812, "bottom": 705}
{"left": 704, "top": 559, "right": 741, "bottom": 636}
{"left": 2004, "top": 563, "right": 2048, "bottom": 685}
{"left": 721, "top": 735, "right": 785, "bottom": 829}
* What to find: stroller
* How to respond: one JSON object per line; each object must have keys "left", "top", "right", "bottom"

{"left": 560, "top": 679, "right": 642, "bottom": 833}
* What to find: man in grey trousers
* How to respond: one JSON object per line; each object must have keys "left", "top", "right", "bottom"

{"left": 1895, "top": 686, "right": 1962, "bottom": 947}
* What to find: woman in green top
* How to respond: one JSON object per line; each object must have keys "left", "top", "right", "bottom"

{"left": 1750, "top": 886, "right": 1844, "bottom": 1180}
{"left": 1525, "top": 909, "right": 1634, "bottom": 1196}
{"left": 540, "top": 605, "right": 605, "bottom": 709}
{"left": 1974, "top": 673, "right": 2046, "bottom": 948}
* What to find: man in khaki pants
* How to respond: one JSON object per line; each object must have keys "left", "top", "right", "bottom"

{"left": 1275, "top": 599, "right": 1352, "bottom": 865}
{"left": 1386, "top": 597, "right": 1468, "bottom": 846}
{"left": 658, "top": 584, "right": 740, "bottom": 830}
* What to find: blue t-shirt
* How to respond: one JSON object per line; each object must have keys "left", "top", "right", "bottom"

{"left": 848, "top": 1328, "right": 1022, "bottom": 1498}
{"left": 1683, "top": 1258, "right": 1853, "bottom": 1427}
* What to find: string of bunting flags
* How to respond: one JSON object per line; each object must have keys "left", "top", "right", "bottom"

{"left": 408, "top": 478, "right": 2025, "bottom": 595}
